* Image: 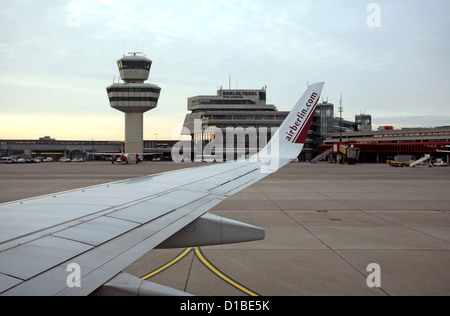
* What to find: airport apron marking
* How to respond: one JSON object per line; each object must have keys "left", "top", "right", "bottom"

{"left": 141, "top": 247, "right": 259, "bottom": 296}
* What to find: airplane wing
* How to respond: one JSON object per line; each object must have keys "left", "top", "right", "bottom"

{"left": 0, "top": 82, "right": 324, "bottom": 296}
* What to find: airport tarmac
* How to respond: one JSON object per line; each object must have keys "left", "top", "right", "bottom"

{"left": 0, "top": 161, "right": 449, "bottom": 296}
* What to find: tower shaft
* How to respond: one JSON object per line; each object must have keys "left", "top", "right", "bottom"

{"left": 124, "top": 112, "right": 144, "bottom": 154}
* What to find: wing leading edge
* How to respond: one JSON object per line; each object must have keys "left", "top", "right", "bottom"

{"left": 0, "top": 82, "right": 324, "bottom": 296}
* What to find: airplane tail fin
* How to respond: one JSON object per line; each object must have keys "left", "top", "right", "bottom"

{"left": 257, "top": 82, "right": 324, "bottom": 167}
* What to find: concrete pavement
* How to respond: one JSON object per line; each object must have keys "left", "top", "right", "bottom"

{"left": 1, "top": 161, "right": 449, "bottom": 295}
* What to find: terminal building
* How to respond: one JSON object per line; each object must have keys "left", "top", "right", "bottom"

{"left": 319, "top": 125, "right": 450, "bottom": 163}
{"left": 0, "top": 138, "right": 178, "bottom": 162}
{"left": 180, "top": 90, "right": 378, "bottom": 162}
{"left": 311, "top": 101, "right": 450, "bottom": 163}
{"left": 181, "top": 87, "right": 290, "bottom": 161}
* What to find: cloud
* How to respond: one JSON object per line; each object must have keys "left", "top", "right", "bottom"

{"left": 97, "top": 0, "right": 134, "bottom": 14}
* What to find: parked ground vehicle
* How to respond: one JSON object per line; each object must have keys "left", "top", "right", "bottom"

{"left": 1, "top": 157, "right": 13, "bottom": 164}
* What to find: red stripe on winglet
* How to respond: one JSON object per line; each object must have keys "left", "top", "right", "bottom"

{"left": 293, "top": 98, "right": 320, "bottom": 144}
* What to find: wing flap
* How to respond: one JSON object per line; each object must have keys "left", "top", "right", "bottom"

{"left": 106, "top": 189, "right": 208, "bottom": 224}
{"left": 53, "top": 216, "right": 139, "bottom": 246}
{"left": 208, "top": 167, "right": 262, "bottom": 195}
{"left": 0, "top": 274, "right": 22, "bottom": 293}
{"left": 0, "top": 236, "right": 92, "bottom": 280}
{"left": 0, "top": 204, "right": 106, "bottom": 242}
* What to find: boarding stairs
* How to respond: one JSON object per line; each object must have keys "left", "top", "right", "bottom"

{"left": 409, "top": 154, "right": 431, "bottom": 167}
{"left": 311, "top": 148, "right": 333, "bottom": 163}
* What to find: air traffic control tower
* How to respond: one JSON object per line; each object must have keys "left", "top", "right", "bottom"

{"left": 106, "top": 53, "right": 161, "bottom": 160}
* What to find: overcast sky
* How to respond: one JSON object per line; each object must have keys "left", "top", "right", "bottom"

{"left": 1, "top": 0, "right": 449, "bottom": 140}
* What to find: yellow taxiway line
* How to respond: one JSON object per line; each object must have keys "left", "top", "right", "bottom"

{"left": 141, "top": 247, "right": 193, "bottom": 280}
{"left": 141, "top": 247, "right": 259, "bottom": 296}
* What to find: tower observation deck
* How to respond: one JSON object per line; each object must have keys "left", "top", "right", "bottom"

{"left": 106, "top": 53, "right": 161, "bottom": 160}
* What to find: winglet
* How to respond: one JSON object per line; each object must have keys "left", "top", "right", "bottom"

{"left": 257, "top": 82, "right": 324, "bottom": 167}
{"left": 278, "top": 82, "right": 324, "bottom": 145}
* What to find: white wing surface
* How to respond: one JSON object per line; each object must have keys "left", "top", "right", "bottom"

{"left": 0, "top": 82, "right": 324, "bottom": 296}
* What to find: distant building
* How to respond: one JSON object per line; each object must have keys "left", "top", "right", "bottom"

{"left": 320, "top": 125, "right": 450, "bottom": 163}
{"left": 181, "top": 94, "right": 364, "bottom": 162}
{"left": 313, "top": 101, "right": 335, "bottom": 135}
{"left": 0, "top": 138, "right": 180, "bottom": 161}
{"left": 355, "top": 114, "right": 372, "bottom": 132}
{"left": 334, "top": 117, "right": 357, "bottom": 134}
{"left": 0, "top": 138, "right": 121, "bottom": 161}
{"left": 182, "top": 87, "right": 289, "bottom": 161}
{"left": 308, "top": 101, "right": 335, "bottom": 161}
{"left": 39, "top": 136, "right": 56, "bottom": 141}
